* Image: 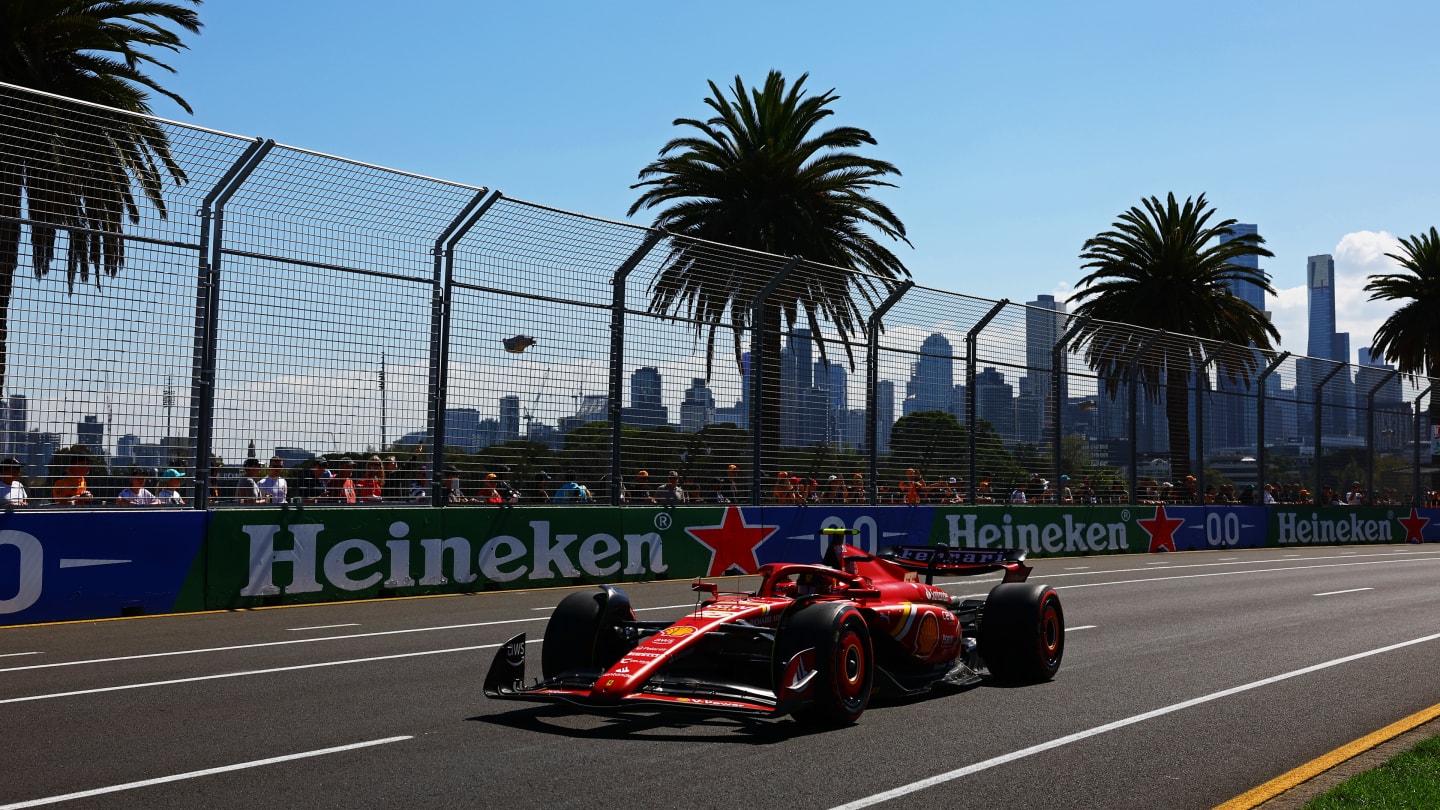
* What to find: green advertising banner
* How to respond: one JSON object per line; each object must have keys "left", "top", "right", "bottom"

{"left": 204, "top": 506, "right": 721, "bottom": 609}
{"left": 202, "top": 503, "right": 1438, "bottom": 610}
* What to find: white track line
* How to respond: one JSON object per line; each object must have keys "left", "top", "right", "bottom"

{"left": 0, "top": 736, "right": 412, "bottom": 809}
{"left": 0, "top": 638, "right": 539, "bottom": 706}
{"left": 0, "top": 652, "right": 42, "bottom": 659}
{"left": 1067, "top": 625, "right": 1097, "bottom": 631}
{"left": 1051, "top": 556, "right": 1440, "bottom": 592}
{"left": 1314, "top": 588, "right": 1374, "bottom": 597}
{"left": 0, "top": 617, "right": 546, "bottom": 674}
{"left": 285, "top": 624, "right": 359, "bottom": 631}
{"left": 829, "top": 630, "right": 1440, "bottom": 810}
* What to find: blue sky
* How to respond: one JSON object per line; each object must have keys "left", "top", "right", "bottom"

{"left": 159, "top": 0, "right": 1440, "bottom": 360}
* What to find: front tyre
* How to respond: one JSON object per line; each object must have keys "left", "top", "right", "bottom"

{"left": 541, "top": 587, "right": 634, "bottom": 679}
{"left": 977, "top": 582, "right": 1064, "bottom": 683}
{"left": 775, "top": 603, "right": 874, "bottom": 725}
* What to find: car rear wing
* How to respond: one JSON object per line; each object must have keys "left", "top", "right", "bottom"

{"left": 879, "top": 545, "right": 1032, "bottom": 584}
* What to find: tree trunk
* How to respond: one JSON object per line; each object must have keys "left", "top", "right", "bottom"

{"left": 755, "top": 306, "right": 783, "bottom": 502}
{"left": 1165, "top": 364, "right": 1193, "bottom": 491}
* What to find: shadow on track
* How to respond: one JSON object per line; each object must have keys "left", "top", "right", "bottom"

{"left": 471, "top": 705, "right": 836, "bottom": 744}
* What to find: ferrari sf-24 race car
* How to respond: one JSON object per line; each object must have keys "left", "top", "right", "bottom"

{"left": 483, "top": 541, "right": 1064, "bottom": 725}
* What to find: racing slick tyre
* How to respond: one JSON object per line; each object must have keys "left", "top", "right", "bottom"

{"left": 774, "top": 602, "right": 874, "bottom": 726}
{"left": 977, "top": 582, "right": 1063, "bottom": 684}
{"left": 541, "top": 587, "right": 634, "bottom": 679}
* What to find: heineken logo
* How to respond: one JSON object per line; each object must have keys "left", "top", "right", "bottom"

{"left": 240, "top": 520, "right": 668, "bottom": 597}
{"left": 943, "top": 512, "right": 1130, "bottom": 553}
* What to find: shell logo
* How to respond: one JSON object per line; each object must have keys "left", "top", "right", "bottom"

{"left": 661, "top": 626, "right": 697, "bottom": 637}
{"left": 915, "top": 612, "right": 940, "bottom": 657}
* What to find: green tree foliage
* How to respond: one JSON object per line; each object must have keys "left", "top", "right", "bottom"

{"left": 628, "top": 71, "right": 910, "bottom": 470}
{"left": 1365, "top": 226, "right": 1440, "bottom": 471}
{"left": 0, "top": 0, "right": 202, "bottom": 393}
{"left": 1071, "top": 193, "right": 1278, "bottom": 481}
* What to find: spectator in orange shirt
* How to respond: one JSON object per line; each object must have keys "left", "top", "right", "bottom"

{"left": 898, "top": 468, "right": 924, "bottom": 505}
{"left": 356, "top": 455, "right": 384, "bottom": 502}
{"left": 52, "top": 453, "right": 96, "bottom": 506}
{"left": 772, "top": 471, "right": 793, "bottom": 504}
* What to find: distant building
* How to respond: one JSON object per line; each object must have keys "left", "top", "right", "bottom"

{"left": 77, "top": 415, "right": 103, "bottom": 454}
{"left": 974, "top": 367, "right": 1015, "bottom": 440}
{"left": 498, "top": 395, "right": 521, "bottom": 443}
{"left": 875, "top": 380, "right": 895, "bottom": 454}
{"left": 903, "top": 333, "right": 955, "bottom": 417}
{"left": 5, "top": 394, "right": 26, "bottom": 458}
{"left": 623, "top": 367, "right": 667, "bottom": 428}
{"left": 680, "top": 378, "right": 716, "bottom": 433}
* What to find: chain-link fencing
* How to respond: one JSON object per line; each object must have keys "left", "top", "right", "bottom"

{"left": 2, "top": 82, "right": 1435, "bottom": 509}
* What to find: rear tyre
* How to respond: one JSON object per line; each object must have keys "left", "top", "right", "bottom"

{"left": 977, "top": 582, "right": 1063, "bottom": 683}
{"left": 775, "top": 603, "right": 873, "bottom": 725}
{"left": 541, "top": 587, "right": 633, "bottom": 678}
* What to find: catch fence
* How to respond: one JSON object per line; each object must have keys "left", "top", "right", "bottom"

{"left": 2, "top": 81, "right": 1435, "bottom": 509}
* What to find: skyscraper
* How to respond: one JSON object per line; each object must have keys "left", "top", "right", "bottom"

{"left": 1023, "top": 294, "right": 1067, "bottom": 398}
{"left": 624, "top": 367, "right": 667, "bottom": 428}
{"left": 974, "top": 367, "right": 1016, "bottom": 441}
{"left": 498, "top": 395, "right": 521, "bottom": 442}
{"left": 1213, "top": 225, "right": 1267, "bottom": 452}
{"left": 875, "top": 380, "right": 894, "bottom": 454}
{"left": 680, "top": 378, "right": 716, "bottom": 433}
{"left": 1218, "top": 224, "right": 1267, "bottom": 310}
{"left": 1301, "top": 255, "right": 1353, "bottom": 437}
{"left": 903, "top": 333, "right": 955, "bottom": 416}
{"left": 4, "top": 394, "right": 25, "bottom": 458}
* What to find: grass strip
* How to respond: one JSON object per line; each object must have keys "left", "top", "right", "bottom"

{"left": 1306, "top": 733, "right": 1440, "bottom": 808}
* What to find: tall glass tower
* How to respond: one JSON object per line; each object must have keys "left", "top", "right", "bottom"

{"left": 903, "top": 333, "right": 955, "bottom": 416}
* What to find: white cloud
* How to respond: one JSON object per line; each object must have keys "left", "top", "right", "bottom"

{"left": 1269, "top": 230, "right": 1404, "bottom": 361}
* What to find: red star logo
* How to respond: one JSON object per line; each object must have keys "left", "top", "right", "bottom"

{"left": 685, "top": 506, "right": 779, "bottom": 576}
{"left": 1398, "top": 508, "right": 1431, "bottom": 544}
{"left": 1138, "top": 504, "right": 1184, "bottom": 553}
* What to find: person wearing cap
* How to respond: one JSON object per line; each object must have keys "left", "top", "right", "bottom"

{"left": 1058, "top": 474, "right": 1074, "bottom": 505}
{"left": 975, "top": 479, "right": 993, "bottom": 504}
{"left": 295, "top": 457, "right": 332, "bottom": 503}
{"left": 257, "top": 457, "right": 288, "bottom": 504}
{"left": 656, "top": 470, "right": 687, "bottom": 505}
{"left": 772, "top": 471, "right": 792, "bottom": 504}
{"left": 943, "top": 476, "right": 964, "bottom": 504}
{"left": 899, "top": 468, "right": 924, "bottom": 506}
{"left": 552, "top": 469, "right": 593, "bottom": 504}
{"left": 532, "top": 470, "right": 553, "bottom": 502}
{"left": 1, "top": 457, "right": 28, "bottom": 506}
{"left": 382, "top": 456, "right": 404, "bottom": 501}
{"left": 721, "top": 464, "right": 743, "bottom": 504}
{"left": 847, "top": 472, "right": 866, "bottom": 504}
{"left": 633, "top": 470, "right": 656, "bottom": 504}
{"left": 448, "top": 467, "right": 473, "bottom": 504}
{"left": 155, "top": 468, "right": 187, "bottom": 506}
{"left": 233, "top": 458, "right": 263, "bottom": 503}
{"left": 117, "top": 467, "right": 160, "bottom": 506}
{"left": 824, "top": 474, "right": 847, "bottom": 503}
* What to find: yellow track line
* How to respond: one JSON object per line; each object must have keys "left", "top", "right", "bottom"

{"left": 1215, "top": 701, "right": 1440, "bottom": 809}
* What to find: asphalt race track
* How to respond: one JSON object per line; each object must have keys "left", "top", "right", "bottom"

{"left": 5, "top": 545, "right": 1440, "bottom": 810}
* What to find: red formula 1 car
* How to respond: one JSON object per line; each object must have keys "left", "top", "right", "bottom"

{"left": 483, "top": 543, "right": 1063, "bottom": 725}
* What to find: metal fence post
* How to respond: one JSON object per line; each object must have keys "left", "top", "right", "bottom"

{"left": 607, "top": 230, "right": 665, "bottom": 505}
{"left": 1416, "top": 385, "right": 1433, "bottom": 507}
{"left": 748, "top": 256, "right": 801, "bottom": 504}
{"left": 189, "top": 138, "right": 272, "bottom": 510}
{"left": 1193, "top": 348, "right": 1220, "bottom": 504}
{"left": 1312, "top": 362, "right": 1345, "bottom": 505}
{"left": 965, "top": 300, "right": 1009, "bottom": 504}
{"left": 1255, "top": 351, "right": 1289, "bottom": 502}
{"left": 428, "top": 189, "right": 498, "bottom": 505}
{"left": 1365, "top": 369, "right": 1398, "bottom": 505}
{"left": 1126, "top": 330, "right": 1164, "bottom": 506}
{"left": 865, "top": 280, "right": 912, "bottom": 505}
{"left": 1050, "top": 316, "right": 1089, "bottom": 501}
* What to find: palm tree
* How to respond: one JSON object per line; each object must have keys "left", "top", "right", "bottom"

{"left": 1070, "top": 193, "right": 1278, "bottom": 482}
{"left": 628, "top": 70, "right": 911, "bottom": 474}
{"left": 0, "top": 0, "right": 201, "bottom": 393}
{"left": 1366, "top": 226, "right": 1440, "bottom": 474}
